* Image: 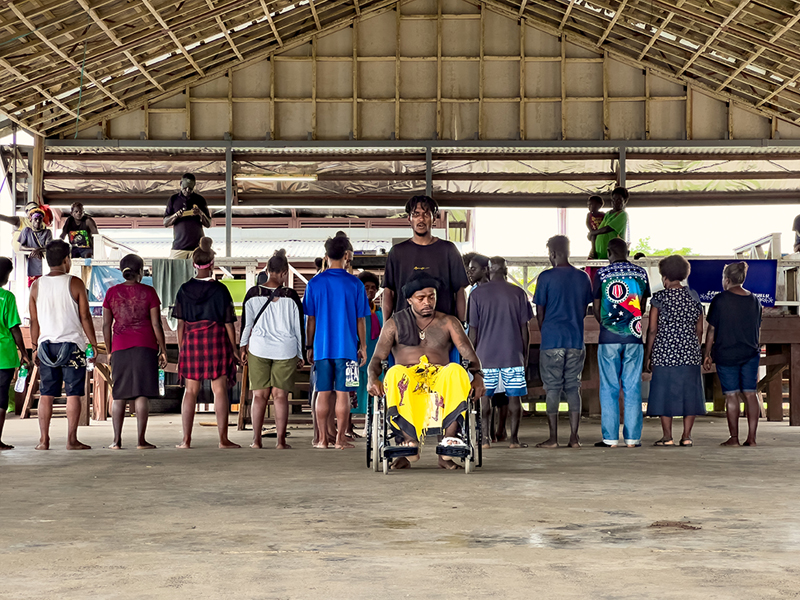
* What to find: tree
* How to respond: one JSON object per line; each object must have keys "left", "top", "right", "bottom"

{"left": 632, "top": 236, "right": 693, "bottom": 257}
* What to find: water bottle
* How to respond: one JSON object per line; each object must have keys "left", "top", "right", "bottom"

{"left": 86, "top": 343, "right": 95, "bottom": 372}
{"left": 14, "top": 365, "right": 28, "bottom": 393}
{"left": 158, "top": 368, "right": 165, "bottom": 397}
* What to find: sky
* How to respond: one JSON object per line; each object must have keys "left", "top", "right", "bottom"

{"left": 474, "top": 205, "right": 799, "bottom": 258}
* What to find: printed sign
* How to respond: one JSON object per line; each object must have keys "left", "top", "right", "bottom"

{"left": 687, "top": 259, "right": 777, "bottom": 307}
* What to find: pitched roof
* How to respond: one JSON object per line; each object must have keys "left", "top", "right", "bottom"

{"left": 2, "top": 0, "right": 800, "bottom": 137}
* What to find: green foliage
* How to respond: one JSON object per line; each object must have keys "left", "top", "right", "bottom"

{"left": 632, "top": 236, "right": 693, "bottom": 257}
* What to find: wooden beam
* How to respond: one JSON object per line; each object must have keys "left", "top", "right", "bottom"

{"left": 636, "top": 0, "right": 685, "bottom": 60}
{"left": 518, "top": 0, "right": 528, "bottom": 17}
{"left": 353, "top": 0, "right": 361, "bottom": 16}
{"left": 308, "top": 0, "right": 322, "bottom": 30}
{"left": 478, "top": 2, "right": 485, "bottom": 140}
{"left": 206, "top": 0, "right": 244, "bottom": 61}
{"left": 519, "top": 18, "right": 525, "bottom": 140}
{"left": 352, "top": 20, "right": 358, "bottom": 139}
{"left": 436, "top": 0, "right": 442, "bottom": 139}
{"left": 7, "top": 1, "right": 126, "bottom": 109}
{"left": 395, "top": 0, "right": 400, "bottom": 139}
{"left": 561, "top": 35, "right": 567, "bottom": 140}
{"left": 0, "top": 56, "right": 82, "bottom": 121}
{"left": 260, "top": 0, "right": 283, "bottom": 47}
{"left": 75, "top": 0, "right": 165, "bottom": 92}
{"left": 559, "top": 0, "right": 577, "bottom": 31}
{"left": 140, "top": 0, "right": 205, "bottom": 77}
{"left": 597, "top": 0, "right": 627, "bottom": 46}
{"left": 31, "top": 134, "right": 45, "bottom": 205}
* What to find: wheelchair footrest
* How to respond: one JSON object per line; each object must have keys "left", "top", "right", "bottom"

{"left": 436, "top": 445, "right": 470, "bottom": 458}
{"left": 384, "top": 446, "right": 420, "bottom": 458}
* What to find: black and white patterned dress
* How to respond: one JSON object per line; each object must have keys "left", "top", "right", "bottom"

{"left": 647, "top": 287, "right": 707, "bottom": 417}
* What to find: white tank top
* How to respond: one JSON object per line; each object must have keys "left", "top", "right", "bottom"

{"left": 36, "top": 274, "right": 86, "bottom": 350}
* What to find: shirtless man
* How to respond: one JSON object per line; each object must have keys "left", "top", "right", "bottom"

{"left": 367, "top": 272, "right": 485, "bottom": 470}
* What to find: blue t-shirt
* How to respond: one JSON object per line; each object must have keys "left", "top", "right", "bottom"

{"left": 303, "top": 269, "right": 371, "bottom": 361}
{"left": 533, "top": 266, "right": 594, "bottom": 350}
{"left": 593, "top": 261, "right": 651, "bottom": 345}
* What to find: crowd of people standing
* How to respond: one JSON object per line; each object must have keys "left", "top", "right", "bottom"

{"left": 0, "top": 184, "right": 767, "bottom": 457}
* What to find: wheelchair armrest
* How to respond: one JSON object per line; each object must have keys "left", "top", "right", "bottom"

{"left": 381, "top": 359, "right": 389, "bottom": 374}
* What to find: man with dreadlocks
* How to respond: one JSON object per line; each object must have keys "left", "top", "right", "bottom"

{"left": 367, "top": 271, "right": 485, "bottom": 470}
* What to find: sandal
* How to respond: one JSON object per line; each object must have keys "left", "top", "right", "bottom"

{"left": 653, "top": 438, "right": 675, "bottom": 446}
{"left": 680, "top": 438, "right": 693, "bottom": 447}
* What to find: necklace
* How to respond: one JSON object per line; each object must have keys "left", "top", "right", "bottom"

{"left": 417, "top": 315, "right": 435, "bottom": 340}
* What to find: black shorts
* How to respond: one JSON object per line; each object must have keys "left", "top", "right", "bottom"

{"left": 491, "top": 392, "right": 509, "bottom": 408}
{"left": 0, "top": 368, "right": 14, "bottom": 411}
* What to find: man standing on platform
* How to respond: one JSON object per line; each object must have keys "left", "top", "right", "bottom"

{"left": 468, "top": 256, "right": 533, "bottom": 449}
{"left": 60, "top": 202, "right": 99, "bottom": 259}
{"left": 18, "top": 207, "right": 53, "bottom": 288}
{"left": 533, "top": 235, "right": 594, "bottom": 449}
{"left": 163, "top": 173, "right": 211, "bottom": 259}
{"left": 593, "top": 237, "right": 650, "bottom": 448}
{"left": 382, "top": 196, "right": 470, "bottom": 323}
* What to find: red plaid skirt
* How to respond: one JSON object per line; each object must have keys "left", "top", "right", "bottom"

{"left": 179, "top": 320, "right": 237, "bottom": 387}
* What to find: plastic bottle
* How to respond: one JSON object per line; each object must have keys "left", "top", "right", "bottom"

{"left": 14, "top": 365, "right": 28, "bottom": 393}
{"left": 86, "top": 343, "right": 95, "bottom": 372}
{"left": 158, "top": 368, "right": 165, "bottom": 396}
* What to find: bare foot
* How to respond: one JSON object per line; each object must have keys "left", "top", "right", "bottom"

{"left": 568, "top": 440, "right": 582, "bottom": 449}
{"left": 743, "top": 440, "right": 757, "bottom": 447}
{"left": 392, "top": 457, "right": 411, "bottom": 469}
{"left": 109, "top": 443, "right": 123, "bottom": 450}
{"left": 219, "top": 440, "right": 241, "bottom": 449}
{"left": 720, "top": 437, "right": 740, "bottom": 446}
{"left": 137, "top": 442, "right": 157, "bottom": 450}
{"left": 66, "top": 441, "right": 91, "bottom": 450}
{"left": 249, "top": 442, "right": 263, "bottom": 449}
{"left": 399, "top": 440, "right": 420, "bottom": 461}
{"left": 482, "top": 443, "right": 492, "bottom": 450}
{"left": 314, "top": 442, "right": 329, "bottom": 449}
{"left": 536, "top": 439, "right": 559, "bottom": 449}
{"left": 335, "top": 441, "right": 355, "bottom": 449}
{"left": 508, "top": 442, "right": 528, "bottom": 449}
{"left": 0, "top": 442, "right": 14, "bottom": 450}
{"left": 438, "top": 456, "right": 463, "bottom": 470}
{"left": 276, "top": 442, "right": 292, "bottom": 449}
{"left": 176, "top": 441, "right": 191, "bottom": 449}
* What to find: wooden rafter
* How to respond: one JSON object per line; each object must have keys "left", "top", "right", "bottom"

{"left": 140, "top": 0, "right": 206, "bottom": 77}
{"left": 559, "top": 0, "right": 576, "bottom": 31}
{"left": 0, "top": 56, "right": 82, "bottom": 123}
{"left": 206, "top": 0, "right": 244, "bottom": 60}
{"left": 597, "top": 0, "right": 626, "bottom": 46}
{"left": 6, "top": 1, "right": 127, "bottom": 109}
{"left": 260, "top": 0, "right": 283, "bottom": 46}
{"left": 308, "top": 0, "right": 322, "bottom": 30}
{"left": 716, "top": 7, "right": 800, "bottom": 92}
{"left": 353, "top": 0, "right": 361, "bottom": 15}
{"left": 677, "top": 0, "right": 751, "bottom": 77}
{"left": 75, "top": 0, "right": 165, "bottom": 92}
{"left": 517, "top": 0, "right": 527, "bottom": 17}
{"left": 636, "top": 0, "right": 686, "bottom": 61}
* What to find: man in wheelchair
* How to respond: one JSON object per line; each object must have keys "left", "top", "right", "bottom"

{"left": 367, "top": 272, "right": 486, "bottom": 470}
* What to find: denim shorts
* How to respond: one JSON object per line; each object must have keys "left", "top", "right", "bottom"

{"left": 716, "top": 354, "right": 760, "bottom": 395}
{"left": 315, "top": 358, "right": 352, "bottom": 393}
{"left": 38, "top": 342, "right": 86, "bottom": 398}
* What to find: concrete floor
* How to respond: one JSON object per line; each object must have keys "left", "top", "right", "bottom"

{"left": 1, "top": 413, "right": 800, "bottom": 600}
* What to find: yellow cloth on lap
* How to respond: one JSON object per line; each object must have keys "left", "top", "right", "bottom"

{"left": 385, "top": 355, "right": 470, "bottom": 445}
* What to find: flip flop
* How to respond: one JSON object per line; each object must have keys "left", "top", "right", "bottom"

{"left": 679, "top": 438, "right": 693, "bottom": 447}
{"left": 653, "top": 439, "right": 675, "bottom": 446}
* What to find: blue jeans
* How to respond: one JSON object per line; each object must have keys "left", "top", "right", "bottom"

{"left": 598, "top": 344, "right": 644, "bottom": 445}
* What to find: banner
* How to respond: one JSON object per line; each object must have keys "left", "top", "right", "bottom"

{"left": 687, "top": 259, "right": 777, "bottom": 307}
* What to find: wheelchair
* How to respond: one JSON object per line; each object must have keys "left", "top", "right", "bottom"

{"left": 365, "top": 359, "right": 483, "bottom": 474}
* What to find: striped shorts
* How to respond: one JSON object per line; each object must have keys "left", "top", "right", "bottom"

{"left": 483, "top": 366, "right": 527, "bottom": 397}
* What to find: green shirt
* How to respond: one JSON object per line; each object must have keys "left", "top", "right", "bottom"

{"left": 594, "top": 210, "right": 628, "bottom": 259}
{"left": 0, "top": 288, "right": 22, "bottom": 369}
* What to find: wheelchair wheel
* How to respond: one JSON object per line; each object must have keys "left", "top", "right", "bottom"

{"left": 465, "top": 404, "right": 477, "bottom": 474}
{"left": 371, "top": 398, "right": 382, "bottom": 472}
{"left": 365, "top": 397, "right": 374, "bottom": 469}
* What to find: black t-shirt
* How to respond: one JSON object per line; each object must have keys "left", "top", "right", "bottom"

{"left": 172, "top": 279, "right": 236, "bottom": 324}
{"left": 793, "top": 214, "right": 800, "bottom": 248}
{"left": 383, "top": 238, "right": 470, "bottom": 317}
{"left": 468, "top": 280, "right": 533, "bottom": 368}
{"left": 165, "top": 192, "right": 210, "bottom": 251}
{"left": 61, "top": 215, "right": 97, "bottom": 250}
{"left": 706, "top": 290, "right": 762, "bottom": 365}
